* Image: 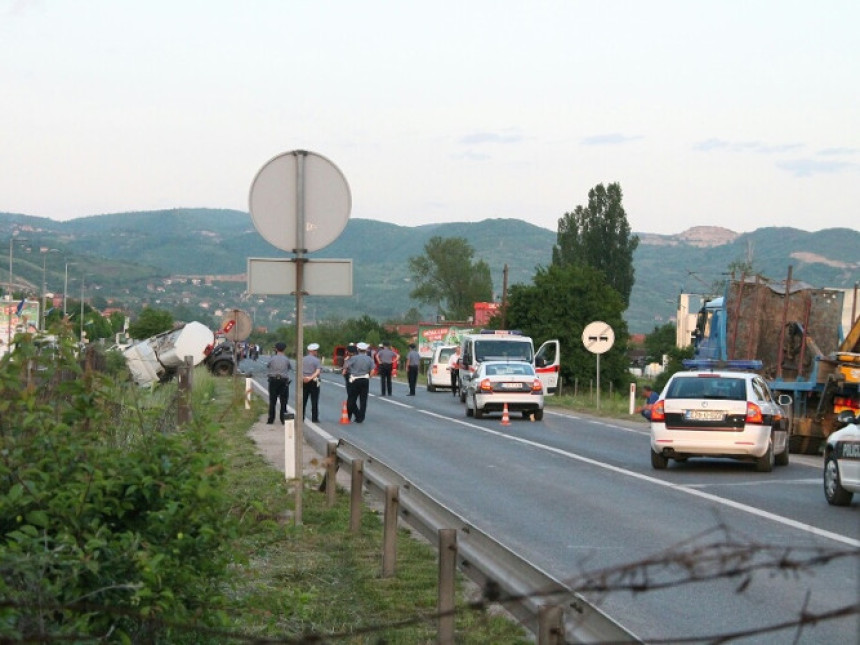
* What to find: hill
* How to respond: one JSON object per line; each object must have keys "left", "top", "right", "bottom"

{"left": 0, "top": 209, "right": 857, "bottom": 334}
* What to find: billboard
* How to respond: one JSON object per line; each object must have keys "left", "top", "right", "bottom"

{"left": 416, "top": 323, "right": 474, "bottom": 359}
{"left": 0, "top": 298, "right": 41, "bottom": 355}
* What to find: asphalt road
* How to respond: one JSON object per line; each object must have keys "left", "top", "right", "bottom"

{"left": 247, "top": 364, "right": 860, "bottom": 643}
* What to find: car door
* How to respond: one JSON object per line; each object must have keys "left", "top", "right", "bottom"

{"left": 838, "top": 423, "right": 860, "bottom": 490}
{"left": 534, "top": 339, "right": 560, "bottom": 395}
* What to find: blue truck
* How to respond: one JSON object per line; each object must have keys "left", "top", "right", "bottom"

{"left": 692, "top": 273, "right": 860, "bottom": 454}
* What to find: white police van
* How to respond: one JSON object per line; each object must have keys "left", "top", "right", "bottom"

{"left": 457, "top": 330, "right": 560, "bottom": 402}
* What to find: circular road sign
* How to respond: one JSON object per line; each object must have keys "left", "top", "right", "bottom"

{"left": 249, "top": 150, "right": 351, "bottom": 253}
{"left": 582, "top": 321, "right": 615, "bottom": 355}
{"left": 220, "top": 309, "right": 253, "bottom": 342}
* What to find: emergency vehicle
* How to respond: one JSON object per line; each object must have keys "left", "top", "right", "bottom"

{"left": 457, "top": 330, "right": 560, "bottom": 401}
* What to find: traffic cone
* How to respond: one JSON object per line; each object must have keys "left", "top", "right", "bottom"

{"left": 501, "top": 403, "right": 511, "bottom": 426}
{"left": 339, "top": 400, "right": 350, "bottom": 425}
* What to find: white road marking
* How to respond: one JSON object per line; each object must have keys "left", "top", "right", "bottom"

{"left": 418, "top": 409, "right": 860, "bottom": 548}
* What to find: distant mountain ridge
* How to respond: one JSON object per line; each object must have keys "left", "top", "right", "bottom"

{"left": 0, "top": 209, "right": 857, "bottom": 334}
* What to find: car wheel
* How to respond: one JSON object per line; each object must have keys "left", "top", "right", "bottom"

{"left": 775, "top": 433, "right": 790, "bottom": 466}
{"left": 651, "top": 449, "right": 668, "bottom": 470}
{"left": 474, "top": 397, "right": 484, "bottom": 419}
{"left": 533, "top": 409, "right": 544, "bottom": 421}
{"left": 824, "top": 454, "right": 854, "bottom": 506}
{"left": 427, "top": 383, "right": 435, "bottom": 392}
{"left": 755, "top": 438, "right": 774, "bottom": 473}
{"left": 209, "top": 359, "right": 234, "bottom": 376}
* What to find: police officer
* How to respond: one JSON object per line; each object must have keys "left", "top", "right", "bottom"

{"left": 405, "top": 343, "right": 420, "bottom": 395}
{"left": 267, "top": 341, "right": 291, "bottom": 424}
{"left": 344, "top": 342, "right": 374, "bottom": 423}
{"left": 302, "top": 342, "right": 322, "bottom": 423}
{"left": 376, "top": 340, "right": 397, "bottom": 396}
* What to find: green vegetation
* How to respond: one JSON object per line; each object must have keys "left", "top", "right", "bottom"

{"left": 408, "top": 236, "right": 493, "bottom": 321}
{"left": 0, "top": 334, "right": 531, "bottom": 643}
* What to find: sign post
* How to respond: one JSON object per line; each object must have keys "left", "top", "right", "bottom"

{"left": 249, "top": 150, "right": 352, "bottom": 525}
{"left": 581, "top": 321, "right": 615, "bottom": 410}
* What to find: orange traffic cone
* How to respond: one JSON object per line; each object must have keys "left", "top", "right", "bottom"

{"left": 501, "top": 403, "right": 511, "bottom": 426}
{"left": 339, "top": 400, "right": 350, "bottom": 425}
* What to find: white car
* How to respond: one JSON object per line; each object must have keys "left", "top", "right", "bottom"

{"left": 426, "top": 345, "right": 458, "bottom": 392}
{"left": 650, "top": 363, "right": 791, "bottom": 472}
{"left": 464, "top": 360, "right": 544, "bottom": 420}
{"left": 823, "top": 411, "right": 860, "bottom": 506}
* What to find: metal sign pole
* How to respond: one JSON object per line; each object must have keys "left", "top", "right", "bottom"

{"left": 293, "top": 152, "right": 306, "bottom": 526}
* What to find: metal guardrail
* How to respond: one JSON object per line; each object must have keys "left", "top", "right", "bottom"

{"left": 247, "top": 377, "right": 638, "bottom": 642}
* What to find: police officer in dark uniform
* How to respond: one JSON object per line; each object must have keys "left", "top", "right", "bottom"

{"left": 267, "top": 341, "right": 291, "bottom": 424}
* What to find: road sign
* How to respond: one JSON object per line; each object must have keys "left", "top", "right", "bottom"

{"left": 247, "top": 258, "right": 353, "bottom": 296}
{"left": 582, "top": 321, "right": 615, "bottom": 354}
{"left": 249, "top": 150, "right": 351, "bottom": 253}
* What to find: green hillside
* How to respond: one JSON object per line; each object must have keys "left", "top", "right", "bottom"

{"left": 0, "top": 209, "right": 856, "bottom": 334}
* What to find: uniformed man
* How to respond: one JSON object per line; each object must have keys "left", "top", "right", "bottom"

{"left": 405, "top": 343, "right": 420, "bottom": 396}
{"left": 266, "top": 341, "right": 291, "bottom": 424}
{"left": 302, "top": 342, "right": 322, "bottom": 423}
{"left": 344, "top": 341, "right": 374, "bottom": 423}
{"left": 376, "top": 340, "right": 397, "bottom": 396}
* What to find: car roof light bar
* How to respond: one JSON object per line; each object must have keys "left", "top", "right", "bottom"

{"left": 479, "top": 329, "right": 523, "bottom": 335}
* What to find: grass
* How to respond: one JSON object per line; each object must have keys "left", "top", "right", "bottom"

{"left": 203, "top": 373, "right": 533, "bottom": 644}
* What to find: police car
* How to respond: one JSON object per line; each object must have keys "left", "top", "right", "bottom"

{"left": 650, "top": 360, "right": 791, "bottom": 472}
{"left": 823, "top": 410, "right": 860, "bottom": 506}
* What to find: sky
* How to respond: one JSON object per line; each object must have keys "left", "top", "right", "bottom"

{"left": 1, "top": 0, "right": 858, "bottom": 236}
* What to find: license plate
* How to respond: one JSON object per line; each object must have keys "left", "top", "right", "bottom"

{"left": 500, "top": 382, "right": 522, "bottom": 390}
{"left": 685, "top": 409, "right": 724, "bottom": 421}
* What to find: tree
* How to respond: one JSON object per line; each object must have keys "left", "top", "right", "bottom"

{"left": 504, "top": 262, "right": 630, "bottom": 390}
{"left": 552, "top": 183, "right": 639, "bottom": 307}
{"left": 408, "top": 236, "right": 492, "bottom": 321}
{"left": 127, "top": 308, "right": 174, "bottom": 340}
{"left": 644, "top": 322, "right": 677, "bottom": 363}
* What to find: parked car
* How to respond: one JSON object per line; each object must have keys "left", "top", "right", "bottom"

{"left": 464, "top": 360, "right": 544, "bottom": 420}
{"left": 649, "top": 361, "right": 791, "bottom": 472}
{"left": 823, "top": 410, "right": 860, "bottom": 505}
{"left": 427, "top": 344, "right": 458, "bottom": 392}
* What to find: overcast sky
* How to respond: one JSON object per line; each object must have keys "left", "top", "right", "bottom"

{"left": 2, "top": 1, "right": 857, "bottom": 235}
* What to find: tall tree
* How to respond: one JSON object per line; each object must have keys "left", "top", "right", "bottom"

{"left": 503, "top": 262, "right": 630, "bottom": 389}
{"left": 552, "top": 183, "right": 639, "bottom": 307}
{"left": 408, "top": 236, "right": 492, "bottom": 321}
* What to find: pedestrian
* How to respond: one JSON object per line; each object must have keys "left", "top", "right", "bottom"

{"left": 635, "top": 385, "right": 659, "bottom": 420}
{"left": 344, "top": 341, "right": 374, "bottom": 423}
{"left": 448, "top": 345, "right": 461, "bottom": 396}
{"left": 266, "top": 341, "right": 291, "bottom": 424}
{"left": 376, "top": 340, "right": 397, "bottom": 396}
{"left": 405, "top": 343, "right": 420, "bottom": 395}
{"left": 302, "top": 342, "right": 322, "bottom": 423}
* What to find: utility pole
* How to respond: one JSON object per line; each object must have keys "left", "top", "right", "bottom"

{"left": 501, "top": 264, "right": 509, "bottom": 329}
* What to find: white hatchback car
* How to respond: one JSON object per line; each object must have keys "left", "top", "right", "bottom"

{"left": 426, "top": 345, "right": 458, "bottom": 392}
{"left": 823, "top": 411, "right": 860, "bottom": 506}
{"left": 464, "top": 360, "right": 544, "bottom": 420}
{"left": 650, "top": 363, "right": 790, "bottom": 472}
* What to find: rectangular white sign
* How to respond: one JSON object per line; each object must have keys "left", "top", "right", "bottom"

{"left": 247, "top": 258, "right": 353, "bottom": 296}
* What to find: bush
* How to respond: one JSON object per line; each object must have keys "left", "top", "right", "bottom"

{"left": 0, "top": 333, "right": 236, "bottom": 642}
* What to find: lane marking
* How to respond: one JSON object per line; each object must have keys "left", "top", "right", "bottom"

{"left": 418, "top": 409, "right": 860, "bottom": 548}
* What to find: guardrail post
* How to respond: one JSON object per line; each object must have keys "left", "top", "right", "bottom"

{"left": 325, "top": 440, "right": 338, "bottom": 507}
{"left": 382, "top": 485, "right": 399, "bottom": 578}
{"left": 437, "top": 528, "right": 457, "bottom": 644}
{"left": 537, "top": 605, "right": 564, "bottom": 645}
{"left": 177, "top": 355, "right": 193, "bottom": 425}
{"left": 350, "top": 460, "right": 364, "bottom": 534}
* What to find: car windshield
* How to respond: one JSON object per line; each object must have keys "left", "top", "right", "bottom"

{"left": 437, "top": 348, "right": 455, "bottom": 362}
{"left": 485, "top": 364, "right": 534, "bottom": 376}
{"left": 475, "top": 340, "right": 532, "bottom": 362}
{"left": 666, "top": 376, "right": 747, "bottom": 401}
